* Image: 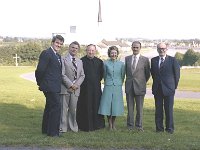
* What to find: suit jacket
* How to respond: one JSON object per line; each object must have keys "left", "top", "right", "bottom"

{"left": 35, "top": 47, "right": 62, "bottom": 92}
{"left": 125, "top": 55, "right": 150, "bottom": 95}
{"left": 60, "top": 53, "right": 85, "bottom": 96}
{"left": 151, "top": 55, "right": 180, "bottom": 96}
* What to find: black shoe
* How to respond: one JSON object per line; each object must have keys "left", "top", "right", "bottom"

{"left": 166, "top": 130, "right": 174, "bottom": 134}
{"left": 156, "top": 130, "right": 164, "bottom": 133}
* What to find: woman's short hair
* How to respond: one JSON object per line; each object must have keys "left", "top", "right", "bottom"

{"left": 107, "top": 46, "right": 119, "bottom": 57}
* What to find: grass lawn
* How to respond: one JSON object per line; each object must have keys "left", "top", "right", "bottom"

{"left": 147, "top": 68, "right": 200, "bottom": 92}
{"left": 0, "top": 66, "right": 200, "bottom": 150}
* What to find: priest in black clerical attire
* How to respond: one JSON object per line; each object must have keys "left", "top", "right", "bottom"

{"left": 77, "top": 44, "right": 105, "bottom": 131}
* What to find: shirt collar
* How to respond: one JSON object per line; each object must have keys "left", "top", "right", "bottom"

{"left": 132, "top": 53, "right": 140, "bottom": 59}
{"left": 51, "top": 46, "right": 57, "bottom": 54}
{"left": 69, "top": 54, "right": 76, "bottom": 61}
{"left": 160, "top": 55, "right": 166, "bottom": 61}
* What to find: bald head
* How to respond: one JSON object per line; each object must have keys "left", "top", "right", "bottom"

{"left": 157, "top": 43, "right": 167, "bottom": 49}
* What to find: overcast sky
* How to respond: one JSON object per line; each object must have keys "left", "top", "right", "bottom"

{"left": 1, "top": 0, "right": 200, "bottom": 43}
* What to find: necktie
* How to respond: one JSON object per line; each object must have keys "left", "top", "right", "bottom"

{"left": 132, "top": 55, "right": 136, "bottom": 72}
{"left": 72, "top": 57, "right": 77, "bottom": 80}
{"left": 160, "top": 57, "right": 164, "bottom": 69}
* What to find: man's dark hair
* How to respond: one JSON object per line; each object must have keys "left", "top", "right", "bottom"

{"left": 132, "top": 41, "right": 141, "bottom": 48}
{"left": 52, "top": 35, "right": 64, "bottom": 43}
{"left": 69, "top": 41, "right": 80, "bottom": 49}
{"left": 86, "top": 44, "right": 96, "bottom": 50}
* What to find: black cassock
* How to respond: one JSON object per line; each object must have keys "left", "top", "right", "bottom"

{"left": 77, "top": 56, "right": 105, "bottom": 131}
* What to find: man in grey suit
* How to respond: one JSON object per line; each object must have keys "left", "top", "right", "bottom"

{"left": 125, "top": 41, "right": 150, "bottom": 131}
{"left": 60, "top": 41, "right": 85, "bottom": 132}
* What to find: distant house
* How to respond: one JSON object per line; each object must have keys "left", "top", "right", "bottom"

{"left": 96, "top": 42, "right": 108, "bottom": 56}
{"left": 96, "top": 39, "right": 130, "bottom": 58}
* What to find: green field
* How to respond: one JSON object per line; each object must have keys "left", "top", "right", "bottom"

{"left": 147, "top": 68, "right": 200, "bottom": 92}
{"left": 0, "top": 66, "right": 200, "bottom": 150}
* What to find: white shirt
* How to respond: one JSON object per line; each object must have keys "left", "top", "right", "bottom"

{"left": 132, "top": 54, "right": 140, "bottom": 68}
{"left": 159, "top": 55, "right": 166, "bottom": 68}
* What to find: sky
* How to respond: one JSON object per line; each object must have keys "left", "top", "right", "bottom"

{"left": 1, "top": 0, "right": 200, "bottom": 43}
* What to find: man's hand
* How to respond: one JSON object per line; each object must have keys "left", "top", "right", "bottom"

{"left": 71, "top": 84, "right": 78, "bottom": 91}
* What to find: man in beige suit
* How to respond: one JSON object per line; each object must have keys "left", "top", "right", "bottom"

{"left": 125, "top": 41, "right": 150, "bottom": 131}
{"left": 60, "top": 41, "right": 85, "bottom": 132}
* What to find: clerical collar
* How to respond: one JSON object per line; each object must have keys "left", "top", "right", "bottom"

{"left": 86, "top": 56, "right": 94, "bottom": 59}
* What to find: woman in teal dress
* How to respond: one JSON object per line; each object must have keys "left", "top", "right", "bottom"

{"left": 98, "top": 46, "right": 125, "bottom": 130}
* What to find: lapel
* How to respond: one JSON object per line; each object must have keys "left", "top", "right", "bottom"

{"left": 49, "top": 48, "right": 61, "bottom": 69}
{"left": 132, "top": 55, "right": 141, "bottom": 74}
{"left": 159, "top": 55, "right": 168, "bottom": 71}
{"left": 64, "top": 53, "right": 74, "bottom": 71}
{"left": 127, "top": 56, "right": 132, "bottom": 67}
{"left": 135, "top": 55, "right": 142, "bottom": 71}
{"left": 127, "top": 56, "right": 133, "bottom": 74}
{"left": 74, "top": 56, "right": 80, "bottom": 73}
{"left": 154, "top": 56, "right": 160, "bottom": 71}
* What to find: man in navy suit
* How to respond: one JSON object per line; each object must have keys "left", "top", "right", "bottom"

{"left": 151, "top": 42, "right": 180, "bottom": 134}
{"left": 35, "top": 35, "right": 64, "bottom": 137}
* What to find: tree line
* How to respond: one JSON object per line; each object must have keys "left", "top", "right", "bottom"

{"left": 0, "top": 41, "right": 87, "bottom": 66}
{"left": 175, "top": 49, "right": 200, "bottom": 66}
{"left": 0, "top": 40, "right": 200, "bottom": 66}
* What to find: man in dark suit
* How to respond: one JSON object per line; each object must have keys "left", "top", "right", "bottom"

{"left": 151, "top": 42, "right": 180, "bottom": 134}
{"left": 35, "top": 35, "right": 64, "bottom": 137}
{"left": 125, "top": 41, "right": 150, "bottom": 131}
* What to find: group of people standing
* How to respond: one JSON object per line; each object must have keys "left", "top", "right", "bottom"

{"left": 35, "top": 35, "right": 180, "bottom": 137}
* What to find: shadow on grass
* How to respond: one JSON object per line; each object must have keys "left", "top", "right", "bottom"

{"left": 0, "top": 103, "right": 43, "bottom": 135}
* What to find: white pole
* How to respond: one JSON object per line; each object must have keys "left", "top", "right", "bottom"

{"left": 13, "top": 54, "right": 20, "bottom": 66}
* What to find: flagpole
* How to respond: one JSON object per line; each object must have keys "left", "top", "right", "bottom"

{"left": 97, "top": 0, "right": 103, "bottom": 43}
{"left": 98, "top": 0, "right": 102, "bottom": 26}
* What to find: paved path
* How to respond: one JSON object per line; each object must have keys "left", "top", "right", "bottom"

{"left": 20, "top": 72, "right": 36, "bottom": 83}
{"left": 20, "top": 72, "right": 200, "bottom": 99}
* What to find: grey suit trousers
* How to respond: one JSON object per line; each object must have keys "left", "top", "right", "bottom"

{"left": 60, "top": 93, "right": 78, "bottom": 132}
{"left": 126, "top": 85, "right": 144, "bottom": 129}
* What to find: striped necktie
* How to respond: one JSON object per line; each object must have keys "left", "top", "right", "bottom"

{"left": 72, "top": 57, "right": 77, "bottom": 80}
{"left": 160, "top": 57, "right": 164, "bottom": 69}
